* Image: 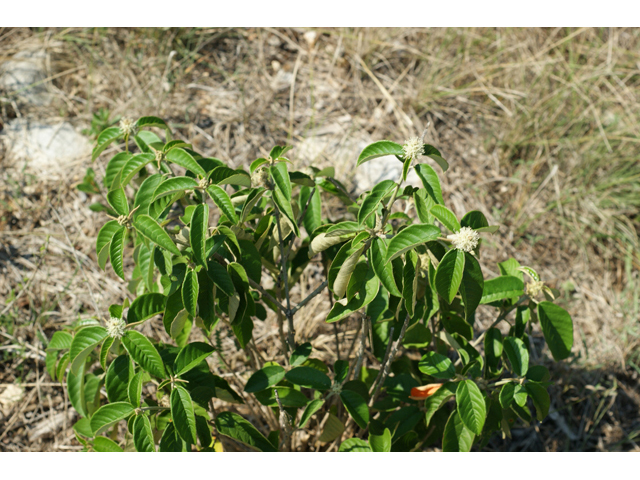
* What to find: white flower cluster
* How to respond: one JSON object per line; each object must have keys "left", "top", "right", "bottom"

{"left": 106, "top": 316, "right": 126, "bottom": 339}
{"left": 447, "top": 226, "right": 479, "bottom": 253}
{"left": 402, "top": 137, "right": 423, "bottom": 162}
{"left": 119, "top": 117, "right": 138, "bottom": 136}
{"left": 198, "top": 177, "right": 210, "bottom": 189}
{"left": 526, "top": 280, "right": 545, "bottom": 298}
{"left": 251, "top": 167, "right": 270, "bottom": 189}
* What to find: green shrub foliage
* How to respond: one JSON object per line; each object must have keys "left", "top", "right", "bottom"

{"left": 52, "top": 117, "right": 574, "bottom": 452}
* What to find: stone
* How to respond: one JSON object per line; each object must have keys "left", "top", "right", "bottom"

{"left": 0, "top": 119, "right": 91, "bottom": 178}
{"left": 294, "top": 127, "right": 422, "bottom": 195}
{"left": 0, "top": 49, "right": 52, "bottom": 106}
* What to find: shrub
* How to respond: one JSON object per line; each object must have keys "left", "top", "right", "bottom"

{"left": 48, "top": 116, "right": 574, "bottom": 452}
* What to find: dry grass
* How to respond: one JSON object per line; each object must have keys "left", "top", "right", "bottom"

{"left": 1, "top": 27, "right": 639, "bottom": 451}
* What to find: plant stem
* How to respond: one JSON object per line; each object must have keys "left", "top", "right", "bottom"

{"left": 288, "top": 280, "right": 328, "bottom": 316}
{"left": 471, "top": 297, "right": 529, "bottom": 348}
{"left": 368, "top": 326, "right": 395, "bottom": 399}
{"left": 351, "top": 316, "right": 368, "bottom": 381}
{"left": 369, "top": 314, "right": 411, "bottom": 407}
{"left": 273, "top": 205, "right": 295, "bottom": 348}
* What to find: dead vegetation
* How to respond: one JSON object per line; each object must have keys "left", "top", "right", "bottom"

{"left": 1, "top": 27, "right": 639, "bottom": 451}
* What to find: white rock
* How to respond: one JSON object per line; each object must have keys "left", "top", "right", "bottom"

{"left": 0, "top": 384, "right": 24, "bottom": 415}
{"left": 354, "top": 155, "right": 421, "bottom": 195}
{"left": 0, "top": 49, "right": 52, "bottom": 106}
{"left": 295, "top": 130, "right": 422, "bottom": 195}
{"left": 1, "top": 119, "right": 91, "bottom": 178}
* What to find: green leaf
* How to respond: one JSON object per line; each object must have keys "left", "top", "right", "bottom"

{"left": 326, "top": 267, "right": 380, "bottom": 323}
{"left": 170, "top": 385, "right": 197, "bottom": 445}
{"left": 48, "top": 331, "right": 73, "bottom": 350}
{"left": 503, "top": 337, "right": 529, "bottom": 377}
{"left": 250, "top": 157, "right": 269, "bottom": 173}
{"left": 133, "top": 215, "right": 181, "bottom": 256}
{"left": 290, "top": 342, "right": 312, "bottom": 367}
{"left": 159, "top": 422, "right": 186, "bottom": 452}
{"left": 422, "top": 144, "right": 449, "bottom": 172}
{"left": 128, "top": 371, "right": 144, "bottom": 408}
{"left": 498, "top": 258, "right": 523, "bottom": 280}
{"left": 152, "top": 176, "right": 199, "bottom": 201}
{"left": 73, "top": 417, "right": 93, "bottom": 438}
{"left": 357, "top": 180, "right": 395, "bottom": 226}
{"left": 435, "top": 248, "right": 465, "bottom": 304}
{"left": 209, "top": 166, "right": 251, "bottom": 187}
{"left": 120, "top": 153, "right": 154, "bottom": 187}
{"left": 431, "top": 205, "right": 460, "bottom": 232}
{"left": 460, "top": 252, "right": 484, "bottom": 320}
{"left": 418, "top": 352, "right": 455, "bottom": 379}
{"left": 170, "top": 309, "right": 191, "bottom": 343}
{"left": 480, "top": 276, "right": 525, "bottom": 304}
{"left": 165, "top": 148, "right": 206, "bottom": 177}
{"left": 245, "top": 365, "right": 286, "bottom": 393}
{"left": 460, "top": 210, "right": 489, "bottom": 230}
{"left": 109, "top": 226, "right": 126, "bottom": 280}
{"left": 484, "top": 328, "right": 503, "bottom": 370}
{"left": 519, "top": 266, "right": 540, "bottom": 282}
{"left": 537, "top": 302, "right": 573, "bottom": 361}
{"left": 370, "top": 238, "right": 401, "bottom": 297}
{"left": 254, "top": 386, "right": 308, "bottom": 408}
{"left": 104, "top": 152, "right": 132, "bottom": 189}
{"left": 414, "top": 189, "right": 435, "bottom": 224}
{"left": 174, "top": 342, "right": 215, "bottom": 377}
{"left": 318, "top": 413, "right": 345, "bottom": 443}
{"left": 206, "top": 185, "right": 238, "bottom": 224}
{"left": 332, "top": 247, "right": 365, "bottom": 299}
{"left": 339, "top": 438, "right": 372, "bottom": 452}
{"left": 215, "top": 412, "right": 276, "bottom": 452}
{"left": 299, "top": 399, "right": 324, "bottom": 429}
{"left": 525, "top": 383, "right": 550, "bottom": 421}
{"left": 133, "top": 414, "right": 155, "bottom": 452}
{"left": 300, "top": 186, "right": 321, "bottom": 235}
{"left": 414, "top": 164, "right": 444, "bottom": 205}
{"left": 90, "top": 402, "right": 134, "bottom": 435}
{"left": 403, "top": 322, "right": 432, "bottom": 349}
{"left": 127, "top": 293, "right": 167, "bottom": 325}
{"left": 96, "top": 220, "right": 121, "bottom": 270}
{"left": 107, "top": 188, "right": 129, "bottom": 217}
{"left": 122, "top": 331, "right": 166, "bottom": 378}
{"left": 133, "top": 174, "right": 163, "bottom": 218}
{"left": 67, "top": 365, "right": 86, "bottom": 418}
{"left": 206, "top": 260, "right": 235, "bottom": 297}
{"left": 402, "top": 156, "right": 412, "bottom": 182}
{"left": 190, "top": 204, "right": 209, "bottom": 268}
{"left": 308, "top": 231, "right": 355, "bottom": 258}
{"left": 356, "top": 140, "right": 404, "bottom": 166}
{"left": 369, "top": 428, "right": 391, "bottom": 452}
{"left": 272, "top": 187, "right": 300, "bottom": 238}
{"left": 499, "top": 382, "right": 527, "bottom": 409}
{"left": 385, "top": 224, "right": 440, "bottom": 263}
{"left": 93, "top": 436, "right": 124, "bottom": 452}
{"left": 285, "top": 367, "right": 331, "bottom": 390}
{"left": 424, "top": 382, "right": 457, "bottom": 425}
{"left": 456, "top": 380, "right": 486, "bottom": 435}
{"left": 270, "top": 162, "right": 292, "bottom": 201}
{"left": 106, "top": 355, "right": 132, "bottom": 403}
{"left": 92, "top": 127, "right": 121, "bottom": 161}
{"left": 442, "top": 410, "right": 474, "bottom": 452}
{"left": 69, "top": 327, "right": 108, "bottom": 376}
{"left": 340, "top": 390, "right": 369, "bottom": 429}
{"left": 526, "top": 365, "right": 550, "bottom": 383}
{"left": 136, "top": 116, "right": 169, "bottom": 131}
